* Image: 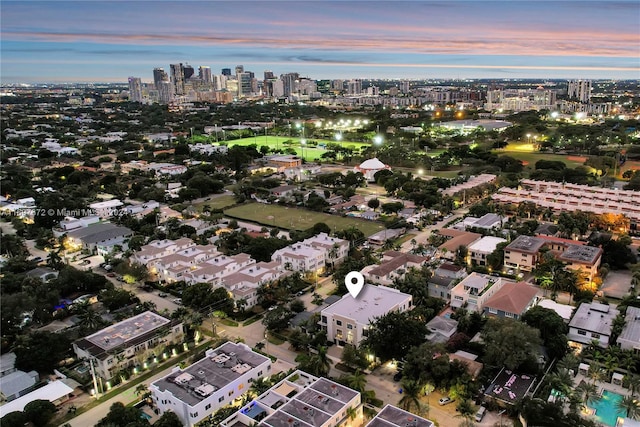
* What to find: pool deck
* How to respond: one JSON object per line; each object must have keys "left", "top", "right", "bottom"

{"left": 574, "top": 373, "right": 634, "bottom": 398}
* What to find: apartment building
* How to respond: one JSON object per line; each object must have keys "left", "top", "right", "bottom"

{"left": 72, "top": 311, "right": 183, "bottom": 380}
{"left": 320, "top": 285, "right": 412, "bottom": 346}
{"left": 492, "top": 180, "right": 640, "bottom": 231}
{"left": 468, "top": 236, "right": 507, "bottom": 266}
{"left": 151, "top": 342, "right": 271, "bottom": 427}
{"left": 271, "top": 244, "right": 325, "bottom": 273}
{"left": 503, "top": 235, "right": 547, "bottom": 271}
{"left": 449, "top": 273, "right": 506, "bottom": 313}
{"left": 220, "top": 370, "right": 362, "bottom": 427}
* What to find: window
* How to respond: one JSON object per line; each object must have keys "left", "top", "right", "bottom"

{"left": 592, "top": 333, "right": 600, "bottom": 339}
{"left": 578, "top": 330, "right": 587, "bottom": 336}
{"left": 257, "top": 371, "right": 263, "bottom": 377}
{"left": 228, "top": 390, "right": 234, "bottom": 396}
{"left": 205, "top": 404, "right": 211, "bottom": 410}
{"left": 362, "top": 329, "right": 369, "bottom": 337}
{"left": 219, "top": 396, "right": 225, "bottom": 403}
{"left": 336, "top": 320, "right": 342, "bottom": 326}
{"left": 321, "top": 316, "right": 327, "bottom": 323}
{"left": 488, "top": 307, "right": 498, "bottom": 314}
{"left": 347, "top": 324, "right": 353, "bottom": 330}
{"left": 505, "top": 312, "right": 514, "bottom": 318}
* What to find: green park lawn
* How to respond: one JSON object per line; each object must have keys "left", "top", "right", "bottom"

{"left": 224, "top": 203, "right": 383, "bottom": 236}
{"left": 226, "top": 136, "right": 371, "bottom": 161}
{"left": 192, "top": 194, "right": 237, "bottom": 212}
{"left": 496, "top": 143, "right": 589, "bottom": 169}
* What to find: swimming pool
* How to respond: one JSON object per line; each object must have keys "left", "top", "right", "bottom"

{"left": 588, "top": 390, "right": 625, "bottom": 427}
{"left": 140, "top": 412, "right": 152, "bottom": 421}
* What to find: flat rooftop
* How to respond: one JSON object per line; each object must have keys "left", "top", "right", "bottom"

{"left": 152, "top": 342, "right": 269, "bottom": 407}
{"left": 366, "top": 404, "right": 434, "bottom": 427}
{"left": 321, "top": 285, "right": 412, "bottom": 325}
{"left": 558, "top": 244, "right": 602, "bottom": 264}
{"left": 85, "top": 311, "right": 169, "bottom": 351}
{"left": 505, "top": 235, "right": 546, "bottom": 253}
{"left": 468, "top": 236, "right": 507, "bottom": 253}
{"left": 568, "top": 302, "right": 619, "bottom": 335}
{"left": 617, "top": 306, "right": 640, "bottom": 345}
{"left": 485, "top": 369, "right": 536, "bottom": 404}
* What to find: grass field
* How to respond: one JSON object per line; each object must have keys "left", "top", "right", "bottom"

{"left": 496, "top": 143, "right": 589, "bottom": 169}
{"left": 192, "top": 195, "right": 237, "bottom": 212}
{"left": 224, "top": 203, "right": 383, "bottom": 236}
{"left": 225, "top": 136, "right": 372, "bottom": 161}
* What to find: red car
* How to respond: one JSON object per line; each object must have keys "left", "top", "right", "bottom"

{"left": 106, "top": 272, "right": 116, "bottom": 277}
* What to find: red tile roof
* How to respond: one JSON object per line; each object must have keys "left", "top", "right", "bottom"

{"left": 483, "top": 281, "right": 539, "bottom": 315}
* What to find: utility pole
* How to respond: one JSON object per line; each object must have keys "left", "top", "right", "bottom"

{"left": 89, "top": 358, "right": 100, "bottom": 398}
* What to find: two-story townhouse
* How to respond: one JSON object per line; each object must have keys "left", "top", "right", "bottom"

{"left": 428, "top": 262, "right": 468, "bottom": 300}
{"left": 468, "top": 236, "right": 507, "bottom": 266}
{"left": 503, "top": 235, "right": 547, "bottom": 271}
{"left": 271, "top": 244, "right": 326, "bottom": 273}
{"left": 482, "top": 281, "right": 540, "bottom": 320}
{"left": 361, "top": 251, "right": 428, "bottom": 286}
{"left": 568, "top": 302, "right": 619, "bottom": 348}
{"left": 449, "top": 273, "right": 506, "bottom": 313}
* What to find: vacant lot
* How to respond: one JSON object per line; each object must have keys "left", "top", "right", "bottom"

{"left": 224, "top": 203, "right": 382, "bottom": 236}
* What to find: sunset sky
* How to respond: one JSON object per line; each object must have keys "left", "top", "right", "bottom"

{"left": 1, "top": 1, "right": 639, "bottom": 83}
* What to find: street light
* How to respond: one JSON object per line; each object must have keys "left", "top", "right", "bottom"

{"left": 301, "top": 138, "right": 306, "bottom": 159}
{"left": 526, "top": 133, "right": 532, "bottom": 144}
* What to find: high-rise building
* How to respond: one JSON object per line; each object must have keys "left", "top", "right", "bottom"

{"left": 183, "top": 64, "right": 195, "bottom": 80}
{"left": 198, "top": 66, "right": 212, "bottom": 84}
{"left": 331, "top": 79, "right": 344, "bottom": 92}
{"left": 347, "top": 79, "right": 362, "bottom": 95}
{"left": 235, "top": 65, "right": 244, "bottom": 75}
{"left": 281, "top": 72, "right": 299, "bottom": 96}
{"left": 128, "top": 77, "right": 143, "bottom": 102}
{"left": 153, "top": 68, "right": 168, "bottom": 88}
{"left": 213, "top": 74, "right": 227, "bottom": 91}
{"left": 170, "top": 63, "right": 185, "bottom": 96}
{"left": 316, "top": 79, "right": 331, "bottom": 94}
{"left": 400, "top": 80, "right": 410, "bottom": 94}
{"left": 156, "top": 81, "right": 172, "bottom": 104}
{"left": 263, "top": 70, "right": 274, "bottom": 80}
{"left": 237, "top": 71, "right": 254, "bottom": 97}
{"left": 221, "top": 68, "right": 232, "bottom": 76}
{"left": 567, "top": 80, "right": 592, "bottom": 103}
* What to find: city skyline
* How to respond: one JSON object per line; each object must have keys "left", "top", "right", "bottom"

{"left": 1, "top": 0, "right": 639, "bottom": 83}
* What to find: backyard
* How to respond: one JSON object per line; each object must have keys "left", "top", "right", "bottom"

{"left": 224, "top": 203, "right": 383, "bottom": 236}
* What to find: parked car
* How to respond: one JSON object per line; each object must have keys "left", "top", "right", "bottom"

{"left": 106, "top": 272, "right": 116, "bottom": 277}
{"left": 475, "top": 406, "right": 487, "bottom": 422}
{"left": 158, "top": 292, "right": 168, "bottom": 298}
{"left": 296, "top": 291, "right": 305, "bottom": 296}
{"left": 30, "top": 256, "right": 43, "bottom": 263}
{"left": 172, "top": 298, "right": 182, "bottom": 305}
{"left": 393, "top": 371, "right": 403, "bottom": 382}
{"left": 80, "top": 259, "right": 91, "bottom": 265}
{"left": 439, "top": 397, "right": 454, "bottom": 406}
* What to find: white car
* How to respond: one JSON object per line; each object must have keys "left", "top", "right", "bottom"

{"left": 438, "top": 396, "right": 454, "bottom": 406}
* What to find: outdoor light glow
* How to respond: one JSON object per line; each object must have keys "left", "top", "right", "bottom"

{"left": 335, "top": 133, "right": 342, "bottom": 141}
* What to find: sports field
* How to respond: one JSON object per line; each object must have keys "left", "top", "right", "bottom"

{"left": 496, "top": 143, "right": 589, "bottom": 169}
{"left": 226, "top": 136, "right": 371, "bottom": 161}
{"left": 224, "top": 203, "right": 383, "bottom": 236}
{"left": 192, "top": 195, "right": 236, "bottom": 212}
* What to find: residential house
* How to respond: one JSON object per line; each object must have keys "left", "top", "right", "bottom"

{"left": 26, "top": 267, "right": 59, "bottom": 282}
{"left": 65, "top": 223, "right": 133, "bottom": 255}
{"left": 428, "top": 262, "right": 467, "bottom": 300}
{"left": 89, "top": 199, "right": 124, "bottom": 219}
{"left": 361, "top": 251, "right": 428, "bottom": 286}
{"left": 300, "top": 233, "right": 349, "bottom": 266}
{"left": 568, "top": 302, "right": 619, "bottom": 348}
{"left": 426, "top": 316, "right": 458, "bottom": 344}
{"left": 537, "top": 299, "right": 575, "bottom": 322}
{"left": 438, "top": 229, "right": 482, "bottom": 261}
{"left": 616, "top": 306, "right": 640, "bottom": 352}
{"left": 320, "top": 285, "right": 413, "bottom": 346}
{"left": 450, "top": 273, "right": 506, "bottom": 313}
{"left": 220, "top": 370, "right": 362, "bottom": 427}
{"left": 482, "top": 281, "right": 540, "bottom": 319}
{"left": 468, "top": 236, "right": 507, "bottom": 266}
{"left": 456, "top": 213, "right": 504, "bottom": 231}
{"left": 72, "top": 311, "right": 184, "bottom": 380}
{"left": 0, "top": 370, "right": 39, "bottom": 402}
{"left": 0, "top": 380, "right": 74, "bottom": 415}
{"left": 219, "top": 261, "right": 290, "bottom": 308}
{"left": 272, "top": 243, "right": 325, "bottom": 274}
{"left": 367, "top": 228, "right": 405, "bottom": 246}
{"left": 151, "top": 342, "right": 271, "bottom": 427}
{"left": 269, "top": 184, "right": 298, "bottom": 198}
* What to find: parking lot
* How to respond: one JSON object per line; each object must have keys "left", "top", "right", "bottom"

{"left": 70, "top": 254, "right": 105, "bottom": 271}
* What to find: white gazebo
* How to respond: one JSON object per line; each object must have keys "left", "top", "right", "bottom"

{"left": 354, "top": 157, "right": 391, "bottom": 182}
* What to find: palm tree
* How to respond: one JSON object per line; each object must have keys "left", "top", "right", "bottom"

{"left": 626, "top": 374, "right": 640, "bottom": 397}
{"left": 556, "top": 353, "right": 579, "bottom": 372}
{"left": 328, "top": 244, "right": 339, "bottom": 270}
{"left": 135, "top": 383, "right": 150, "bottom": 402}
{"left": 345, "top": 369, "right": 367, "bottom": 393}
{"left": 588, "top": 366, "right": 607, "bottom": 385}
{"left": 76, "top": 302, "right": 103, "bottom": 331}
{"left": 249, "top": 377, "right": 271, "bottom": 397}
{"left": 617, "top": 395, "right": 640, "bottom": 420}
{"left": 305, "top": 346, "right": 332, "bottom": 377}
{"left": 548, "top": 368, "right": 574, "bottom": 398}
{"left": 398, "top": 379, "right": 422, "bottom": 414}
{"left": 575, "top": 381, "right": 599, "bottom": 408}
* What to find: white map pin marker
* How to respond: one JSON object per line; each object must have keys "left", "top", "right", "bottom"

{"left": 345, "top": 271, "right": 365, "bottom": 299}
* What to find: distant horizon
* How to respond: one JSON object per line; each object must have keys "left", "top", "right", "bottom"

{"left": 2, "top": 1, "right": 639, "bottom": 84}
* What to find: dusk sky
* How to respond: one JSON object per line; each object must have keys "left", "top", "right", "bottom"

{"left": 1, "top": 1, "right": 639, "bottom": 83}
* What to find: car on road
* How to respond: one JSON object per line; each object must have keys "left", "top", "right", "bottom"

{"left": 158, "top": 292, "right": 168, "bottom": 298}
{"left": 296, "top": 291, "right": 305, "bottom": 296}
{"left": 172, "top": 298, "right": 182, "bottom": 305}
{"left": 439, "top": 396, "right": 454, "bottom": 406}
{"left": 393, "top": 371, "right": 403, "bottom": 382}
{"left": 80, "top": 260, "right": 91, "bottom": 265}
{"left": 29, "top": 256, "right": 43, "bottom": 263}
{"left": 106, "top": 272, "right": 116, "bottom": 277}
